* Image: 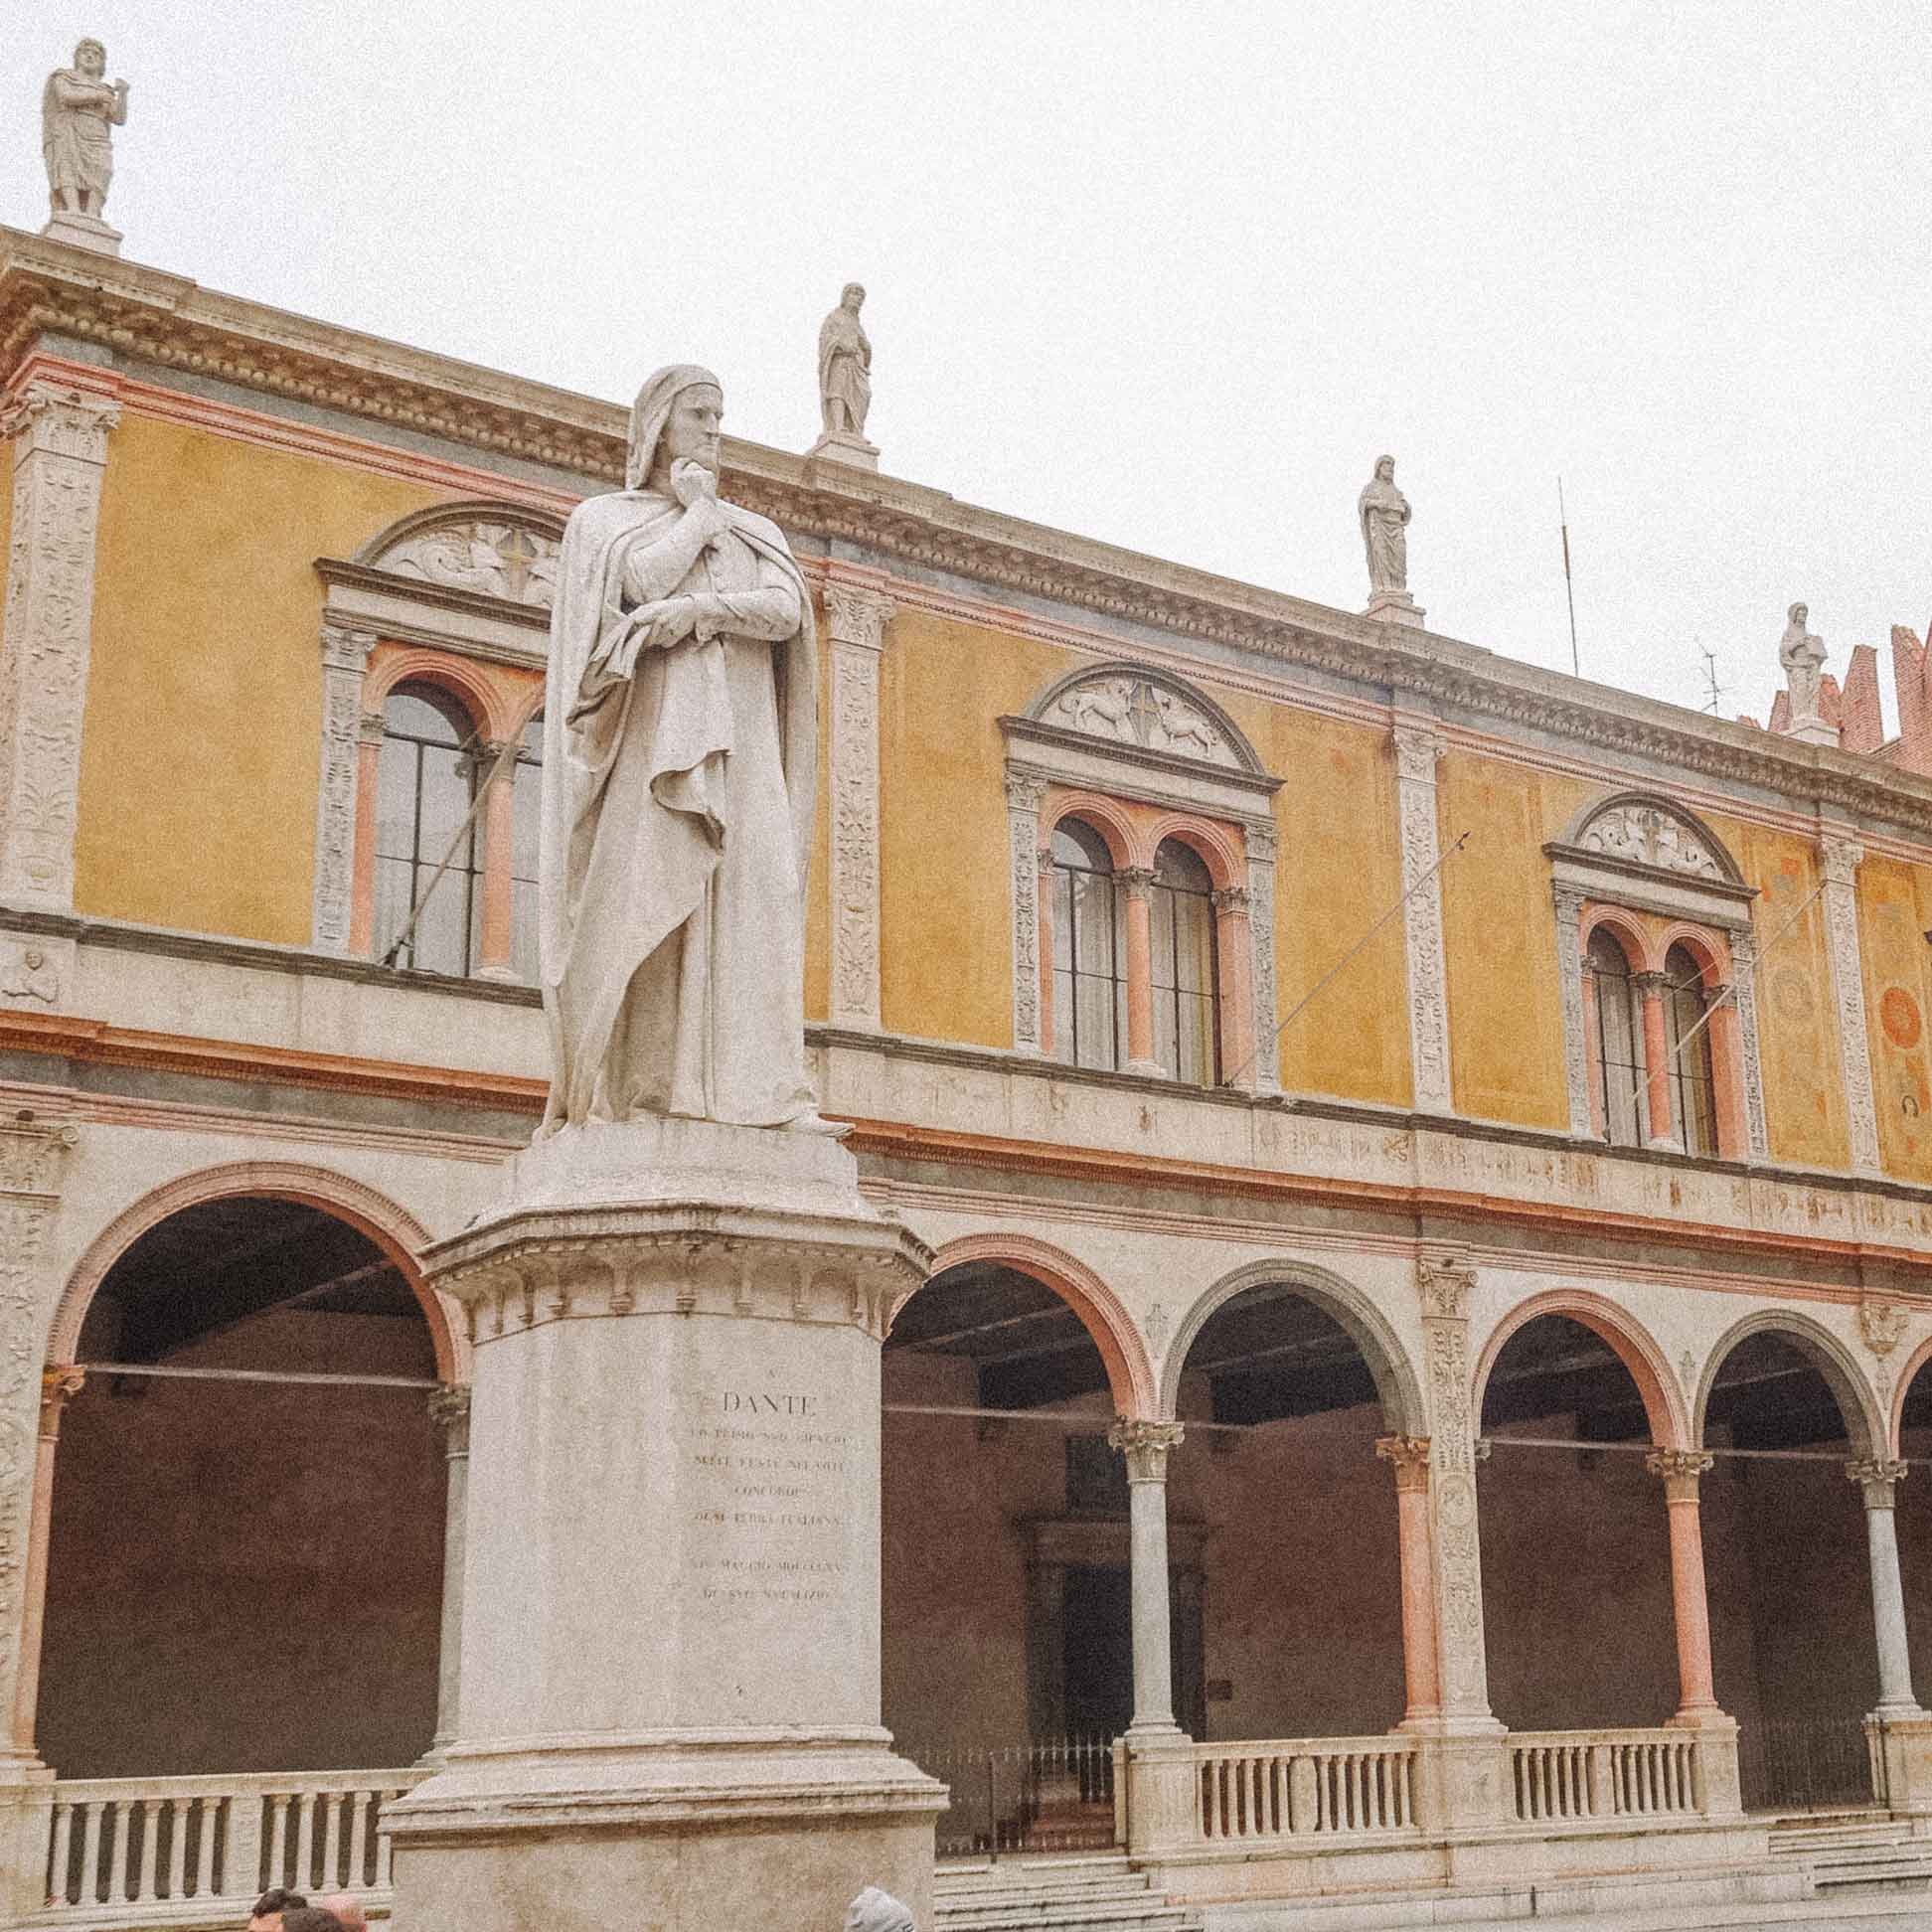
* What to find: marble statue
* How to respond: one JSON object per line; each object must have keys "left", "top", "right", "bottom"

{"left": 818, "top": 283, "right": 873, "bottom": 439}
{"left": 538, "top": 364, "right": 825, "bottom": 1132}
{"left": 42, "top": 39, "right": 127, "bottom": 222}
{"left": 1358, "top": 455, "right": 1410, "bottom": 596}
{"left": 845, "top": 1887, "right": 916, "bottom": 1932}
{"left": 1780, "top": 601, "right": 1827, "bottom": 724}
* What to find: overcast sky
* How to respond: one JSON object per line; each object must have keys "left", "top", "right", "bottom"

{"left": 8, "top": 3, "right": 1928, "bottom": 730}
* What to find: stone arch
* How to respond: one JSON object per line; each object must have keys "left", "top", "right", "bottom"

{"left": 1695, "top": 1308, "right": 1881, "bottom": 1456}
{"left": 1578, "top": 903, "right": 1657, "bottom": 975}
{"left": 51, "top": 1161, "right": 466, "bottom": 1385}
{"left": 363, "top": 646, "right": 515, "bottom": 745}
{"left": 1891, "top": 1333, "right": 1932, "bottom": 1459}
{"left": 1026, "top": 664, "right": 1265, "bottom": 775}
{"left": 903, "top": 1233, "right": 1157, "bottom": 1419}
{"left": 1655, "top": 923, "right": 1732, "bottom": 986}
{"left": 1141, "top": 812, "right": 1244, "bottom": 891}
{"left": 1161, "top": 1259, "right": 1426, "bottom": 1434}
{"left": 1561, "top": 791, "right": 1746, "bottom": 887}
{"left": 1041, "top": 790, "right": 1138, "bottom": 871}
{"left": 1473, "top": 1288, "right": 1689, "bottom": 1449}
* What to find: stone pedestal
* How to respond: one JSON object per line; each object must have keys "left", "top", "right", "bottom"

{"left": 1869, "top": 1710, "right": 1932, "bottom": 1819}
{"left": 40, "top": 212, "right": 122, "bottom": 256}
{"left": 1366, "top": 589, "right": 1426, "bottom": 630}
{"left": 1788, "top": 714, "right": 1840, "bottom": 747}
{"left": 808, "top": 429, "right": 882, "bottom": 472}
{"left": 386, "top": 1117, "right": 944, "bottom": 1932}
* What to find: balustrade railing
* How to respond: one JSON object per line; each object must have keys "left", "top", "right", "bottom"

{"left": 1194, "top": 1736, "right": 1419, "bottom": 1844}
{"left": 900, "top": 1737, "right": 1117, "bottom": 1860}
{"left": 1509, "top": 1729, "right": 1706, "bottom": 1826}
{"left": 43, "top": 1769, "right": 420, "bottom": 1915}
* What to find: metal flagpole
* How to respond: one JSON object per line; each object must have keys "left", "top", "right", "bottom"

{"left": 1558, "top": 476, "right": 1580, "bottom": 678}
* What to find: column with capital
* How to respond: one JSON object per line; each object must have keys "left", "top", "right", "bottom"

{"left": 422, "top": 1385, "right": 472, "bottom": 1761}
{"left": 1107, "top": 1419, "right": 1195, "bottom": 1857}
{"left": 1118, "top": 870, "right": 1162, "bottom": 1075}
{"left": 1645, "top": 1452, "right": 1724, "bottom": 1722}
{"left": 1633, "top": 972, "right": 1678, "bottom": 1148}
{"left": 825, "top": 583, "right": 894, "bottom": 1030}
{"left": 313, "top": 624, "right": 379, "bottom": 952}
{"left": 1822, "top": 838, "right": 1883, "bottom": 1175}
{"left": 1375, "top": 1435, "right": 1443, "bottom": 1724}
{"left": 471, "top": 741, "right": 525, "bottom": 981}
{"left": 0, "top": 384, "right": 120, "bottom": 911}
{"left": 1846, "top": 1458, "right": 1932, "bottom": 1815}
{"left": 1210, "top": 886, "right": 1256, "bottom": 1091}
{"left": 1392, "top": 724, "right": 1453, "bottom": 1115}
{"left": 1006, "top": 774, "right": 1048, "bottom": 1054}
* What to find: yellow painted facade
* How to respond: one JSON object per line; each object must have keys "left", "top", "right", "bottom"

{"left": 1859, "top": 852, "right": 1932, "bottom": 1184}
{"left": 78, "top": 416, "right": 450, "bottom": 941}
{"left": 877, "top": 609, "right": 1076, "bottom": 1048}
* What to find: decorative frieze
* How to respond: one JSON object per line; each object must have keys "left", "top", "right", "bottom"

{"left": 0, "top": 383, "right": 119, "bottom": 911}
{"left": 1243, "top": 822, "right": 1280, "bottom": 1094}
{"left": 0, "top": 1118, "right": 77, "bottom": 1739}
{"left": 824, "top": 585, "right": 893, "bottom": 1031}
{"left": 1728, "top": 927, "right": 1771, "bottom": 1161}
{"left": 1392, "top": 725, "right": 1453, "bottom": 1115}
{"left": 311, "top": 623, "right": 377, "bottom": 952}
{"left": 1552, "top": 886, "right": 1593, "bottom": 1137}
{"left": 1006, "top": 771, "right": 1048, "bottom": 1054}
{"left": 1821, "top": 836, "right": 1882, "bottom": 1175}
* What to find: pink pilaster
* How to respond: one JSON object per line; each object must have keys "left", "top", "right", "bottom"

{"left": 1212, "top": 886, "right": 1254, "bottom": 1088}
{"left": 1377, "top": 1435, "right": 1443, "bottom": 1723}
{"left": 1121, "top": 869, "right": 1158, "bottom": 1073}
{"left": 473, "top": 744, "right": 519, "bottom": 981}
{"left": 1636, "top": 973, "right": 1676, "bottom": 1146}
{"left": 1649, "top": 1450, "right": 1721, "bottom": 1721}
{"left": 12, "top": 1368, "right": 83, "bottom": 1754}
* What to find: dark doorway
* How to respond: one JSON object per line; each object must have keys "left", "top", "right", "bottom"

{"left": 1063, "top": 1564, "right": 1133, "bottom": 1740}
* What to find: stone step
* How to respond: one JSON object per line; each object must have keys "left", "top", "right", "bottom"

{"left": 937, "top": 1853, "right": 1202, "bottom": 1932}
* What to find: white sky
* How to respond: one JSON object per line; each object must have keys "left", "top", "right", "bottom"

{"left": 8, "top": 2, "right": 1929, "bottom": 729}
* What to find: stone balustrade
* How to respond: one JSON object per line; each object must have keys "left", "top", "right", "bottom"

{"left": 1508, "top": 1727, "right": 1732, "bottom": 1828}
{"left": 1193, "top": 1735, "right": 1421, "bottom": 1844}
{"left": 42, "top": 1769, "right": 418, "bottom": 1919}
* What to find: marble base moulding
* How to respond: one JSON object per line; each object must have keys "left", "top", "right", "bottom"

{"left": 384, "top": 1117, "right": 944, "bottom": 1932}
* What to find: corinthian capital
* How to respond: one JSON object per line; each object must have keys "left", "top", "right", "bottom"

{"left": 1646, "top": 1448, "right": 1713, "bottom": 1498}
{"left": 1848, "top": 1457, "right": 1909, "bottom": 1508}
{"left": 0, "top": 383, "right": 120, "bottom": 463}
{"left": 824, "top": 581, "right": 896, "bottom": 653}
{"left": 1375, "top": 1433, "right": 1433, "bottom": 1490}
{"left": 428, "top": 1383, "right": 472, "bottom": 1455}
{"left": 1821, "top": 837, "right": 1864, "bottom": 889}
{"left": 1107, "top": 1417, "right": 1185, "bottom": 1480}
{"left": 1417, "top": 1253, "right": 1475, "bottom": 1321}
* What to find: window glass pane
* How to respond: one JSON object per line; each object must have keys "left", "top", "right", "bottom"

{"left": 1052, "top": 819, "right": 1112, "bottom": 873}
{"left": 374, "top": 737, "right": 417, "bottom": 866}
{"left": 1071, "top": 872, "right": 1116, "bottom": 975}
{"left": 387, "top": 690, "right": 464, "bottom": 744}
{"left": 1155, "top": 840, "right": 1212, "bottom": 892}
{"left": 1590, "top": 929, "right": 1646, "bottom": 1147}
{"left": 1153, "top": 989, "right": 1178, "bottom": 1080}
{"left": 413, "top": 866, "right": 469, "bottom": 977}
{"left": 1052, "top": 870, "right": 1074, "bottom": 973}
{"left": 1075, "top": 969, "right": 1114, "bottom": 1069}
{"left": 511, "top": 877, "right": 541, "bottom": 985}
{"left": 373, "top": 855, "right": 413, "bottom": 965}
{"left": 1051, "top": 965, "right": 1075, "bottom": 1064}
{"left": 1173, "top": 886, "right": 1215, "bottom": 997}
{"left": 1666, "top": 943, "right": 1717, "bottom": 1157}
{"left": 510, "top": 725, "right": 543, "bottom": 887}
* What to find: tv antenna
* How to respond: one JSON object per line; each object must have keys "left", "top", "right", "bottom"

{"left": 1557, "top": 477, "right": 1579, "bottom": 678}
{"left": 1697, "top": 640, "right": 1726, "bottom": 717}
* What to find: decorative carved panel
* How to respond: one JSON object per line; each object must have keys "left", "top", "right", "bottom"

{"left": 1578, "top": 803, "right": 1726, "bottom": 881}
{"left": 1038, "top": 670, "right": 1248, "bottom": 770}
{"left": 373, "top": 519, "right": 561, "bottom": 607}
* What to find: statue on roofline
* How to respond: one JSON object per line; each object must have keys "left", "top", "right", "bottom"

{"left": 818, "top": 282, "right": 873, "bottom": 440}
{"left": 1780, "top": 601, "right": 1827, "bottom": 726}
{"left": 1359, "top": 454, "right": 1410, "bottom": 597}
{"left": 43, "top": 38, "right": 127, "bottom": 222}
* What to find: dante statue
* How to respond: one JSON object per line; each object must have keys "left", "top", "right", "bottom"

{"left": 539, "top": 365, "right": 825, "bottom": 1132}
{"left": 818, "top": 283, "right": 873, "bottom": 439}
{"left": 1780, "top": 601, "right": 1827, "bottom": 724}
{"left": 43, "top": 39, "right": 128, "bottom": 220}
{"left": 1358, "top": 454, "right": 1410, "bottom": 595}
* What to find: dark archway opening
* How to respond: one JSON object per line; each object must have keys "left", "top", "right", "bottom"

{"left": 40, "top": 1197, "right": 445, "bottom": 1780}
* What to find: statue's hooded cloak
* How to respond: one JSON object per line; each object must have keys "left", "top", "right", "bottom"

{"left": 538, "top": 364, "right": 818, "bottom": 1129}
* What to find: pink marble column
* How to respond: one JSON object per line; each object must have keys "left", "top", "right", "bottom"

{"left": 1635, "top": 972, "right": 1677, "bottom": 1147}
{"left": 1707, "top": 991, "right": 1749, "bottom": 1160}
{"left": 1377, "top": 1435, "right": 1443, "bottom": 1723}
{"left": 1648, "top": 1450, "right": 1721, "bottom": 1721}
{"left": 1120, "top": 869, "right": 1160, "bottom": 1074}
{"left": 473, "top": 743, "right": 519, "bottom": 981}
{"left": 12, "top": 1368, "right": 83, "bottom": 1754}
{"left": 346, "top": 711, "right": 387, "bottom": 958}
{"left": 1211, "top": 886, "right": 1254, "bottom": 1088}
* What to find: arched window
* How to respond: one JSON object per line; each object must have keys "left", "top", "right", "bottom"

{"left": 1588, "top": 927, "right": 1646, "bottom": 1147}
{"left": 1150, "top": 838, "right": 1218, "bottom": 1083}
{"left": 374, "top": 685, "right": 481, "bottom": 976}
{"left": 1050, "top": 819, "right": 1125, "bottom": 1070}
{"left": 507, "top": 713, "right": 544, "bottom": 984}
{"left": 1665, "top": 943, "right": 1717, "bottom": 1158}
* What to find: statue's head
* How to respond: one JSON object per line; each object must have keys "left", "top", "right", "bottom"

{"left": 844, "top": 1887, "right": 915, "bottom": 1932}
{"left": 75, "top": 39, "right": 106, "bottom": 77}
{"left": 842, "top": 282, "right": 866, "bottom": 311}
{"left": 1375, "top": 454, "right": 1396, "bottom": 482}
{"left": 1788, "top": 601, "right": 1808, "bottom": 627}
{"left": 625, "top": 364, "right": 724, "bottom": 491}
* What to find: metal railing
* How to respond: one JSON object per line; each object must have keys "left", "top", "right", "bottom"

{"left": 1738, "top": 1715, "right": 1881, "bottom": 1814}
{"left": 900, "top": 1737, "right": 1118, "bottom": 1860}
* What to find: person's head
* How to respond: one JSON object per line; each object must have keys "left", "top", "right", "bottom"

{"left": 281, "top": 1910, "right": 347, "bottom": 1932}
{"left": 75, "top": 39, "right": 105, "bottom": 78}
{"left": 1374, "top": 454, "right": 1395, "bottom": 483}
{"left": 842, "top": 282, "right": 866, "bottom": 311}
{"left": 1789, "top": 601, "right": 1808, "bottom": 627}
{"left": 248, "top": 1890, "right": 307, "bottom": 1932}
{"left": 316, "top": 1895, "right": 367, "bottom": 1932}
{"left": 845, "top": 1885, "right": 916, "bottom": 1932}
{"left": 624, "top": 365, "right": 724, "bottom": 492}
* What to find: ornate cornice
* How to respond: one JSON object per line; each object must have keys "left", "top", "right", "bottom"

{"left": 12, "top": 231, "right": 1932, "bottom": 840}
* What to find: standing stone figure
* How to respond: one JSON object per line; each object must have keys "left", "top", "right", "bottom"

{"left": 1358, "top": 454, "right": 1411, "bottom": 596}
{"left": 538, "top": 364, "right": 825, "bottom": 1131}
{"left": 818, "top": 283, "right": 873, "bottom": 439}
{"left": 42, "top": 39, "right": 127, "bottom": 221}
{"left": 1780, "top": 601, "right": 1827, "bottom": 724}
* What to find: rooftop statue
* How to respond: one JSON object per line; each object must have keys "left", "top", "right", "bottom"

{"left": 42, "top": 39, "right": 127, "bottom": 229}
{"left": 538, "top": 364, "right": 829, "bottom": 1132}
{"left": 1358, "top": 454, "right": 1410, "bottom": 597}
{"left": 818, "top": 282, "right": 873, "bottom": 440}
{"left": 1780, "top": 601, "right": 1828, "bottom": 726}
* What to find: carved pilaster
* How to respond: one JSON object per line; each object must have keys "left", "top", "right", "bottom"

{"left": 0, "top": 385, "right": 120, "bottom": 910}
{"left": 1849, "top": 1457, "right": 1910, "bottom": 1511}
{"left": 1727, "top": 925, "right": 1770, "bottom": 1162}
{"left": 1416, "top": 1253, "right": 1490, "bottom": 1720}
{"left": 825, "top": 584, "right": 894, "bottom": 1030}
{"left": 1393, "top": 725, "right": 1453, "bottom": 1114}
{"left": 311, "top": 623, "right": 377, "bottom": 952}
{"left": 1107, "top": 1417, "right": 1185, "bottom": 1482}
{"left": 1006, "top": 771, "right": 1048, "bottom": 1053}
{"left": 0, "top": 1119, "right": 77, "bottom": 1740}
{"left": 1821, "top": 837, "right": 1881, "bottom": 1174}
{"left": 1552, "top": 886, "right": 1594, "bottom": 1136}
{"left": 1243, "top": 822, "right": 1279, "bottom": 1093}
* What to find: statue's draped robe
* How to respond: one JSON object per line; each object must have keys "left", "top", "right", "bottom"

{"left": 539, "top": 489, "right": 819, "bottom": 1129}
{"left": 1359, "top": 478, "right": 1409, "bottom": 593}
{"left": 42, "top": 72, "right": 118, "bottom": 204}
{"left": 818, "top": 310, "right": 872, "bottom": 436}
